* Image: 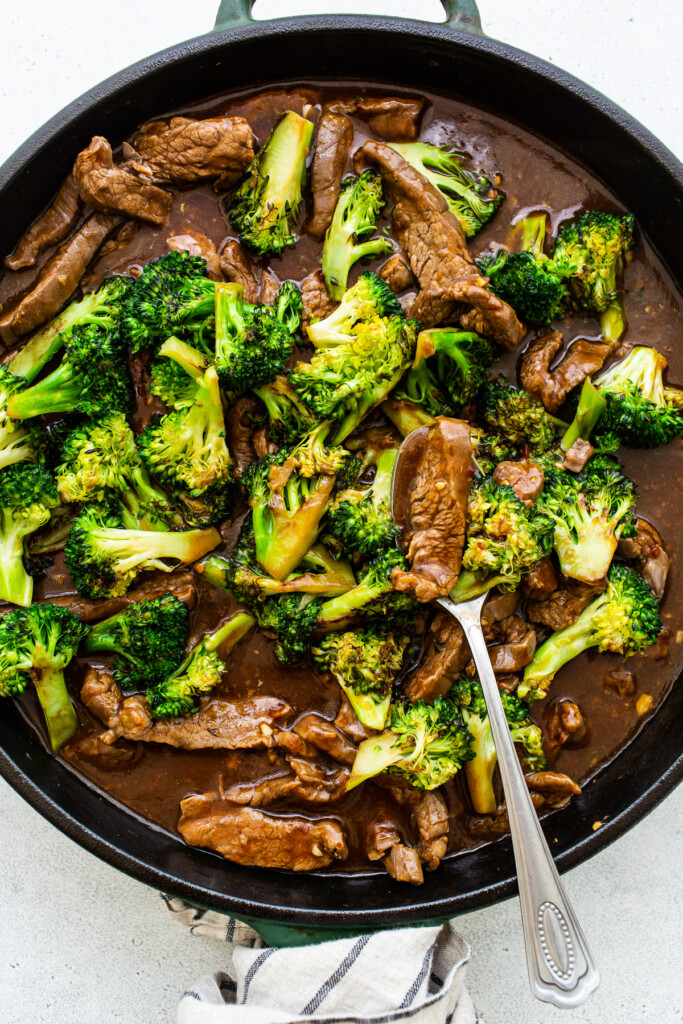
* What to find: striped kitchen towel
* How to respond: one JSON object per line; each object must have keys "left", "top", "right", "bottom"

{"left": 165, "top": 896, "right": 477, "bottom": 1024}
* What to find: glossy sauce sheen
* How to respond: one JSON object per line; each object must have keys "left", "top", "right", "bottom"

{"left": 4, "top": 84, "right": 682, "bottom": 869}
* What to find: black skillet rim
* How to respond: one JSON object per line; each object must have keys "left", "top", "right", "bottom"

{"left": 0, "top": 15, "right": 682, "bottom": 926}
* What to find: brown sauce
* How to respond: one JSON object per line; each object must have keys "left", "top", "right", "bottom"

{"left": 2, "top": 83, "right": 682, "bottom": 873}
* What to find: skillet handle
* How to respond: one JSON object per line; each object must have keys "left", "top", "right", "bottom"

{"left": 214, "top": 0, "right": 481, "bottom": 33}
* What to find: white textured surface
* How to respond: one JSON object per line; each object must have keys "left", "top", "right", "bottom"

{"left": 1, "top": 3, "right": 682, "bottom": 1023}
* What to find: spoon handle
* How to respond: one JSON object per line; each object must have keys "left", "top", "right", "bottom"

{"left": 440, "top": 595, "right": 600, "bottom": 1008}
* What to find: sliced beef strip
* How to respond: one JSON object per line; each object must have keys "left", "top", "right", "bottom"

{"left": 334, "top": 695, "right": 372, "bottom": 742}
{"left": 221, "top": 761, "right": 349, "bottom": 807}
{"left": 225, "top": 395, "right": 261, "bottom": 478}
{"left": 481, "top": 590, "right": 519, "bottom": 625}
{"left": 81, "top": 669, "right": 291, "bottom": 750}
{"left": 301, "top": 268, "right": 337, "bottom": 327}
{"left": 488, "top": 629, "right": 537, "bottom": 674}
{"left": 218, "top": 239, "right": 260, "bottom": 302}
{"left": 392, "top": 418, "right": 472, "bottom": 603}
{"left": 414, "top": 790, "right": 449, "bottom": 871}
{"left": 525, "top": 577, "right": 606, "bottom": 632}
{"left": 259, "top": 267, "right": 281, "bottom": 306}
{"left": 375, "top": 777, "right": 450, "bottom": 874}
{"left": 525, "top": 771, "right": 581, "bottom": 809}
{"left": 521, "top": 558, "right": 559, "bottom": 602}
{"left": 178, "top": 794, "right": 348, "bottom": 870}
{"left": 450, "top": 277, "right": 525, "bottom": 350}
{"left": 405, "top": 610, "right": 470, "bottom": 703}
{"left": 293, "top": 713, "right": 357, "bottom": 766}
{"left": 562, "top": 438, "right": 594, "bottom": 473}
{"left": 167, "top": 231, "right": 221, "bottom": 279}
{"left": 328, "top": 97, "right": 424, "bottom": 140}
{"left": 65, "top": 733, "right": 142, "bottom": 770}
{"left": 307, "top": 112, "right": 353, "bottom": 240}
{"left": 0, "top": 212, "right": 121, "bottom": 344}
{"left": 379, "top": 253, "right": 415, "bottom": 294}
{"left": 355, "top": 142, "right": 522, "bottom": 344}
{"left": 73, "top": 137, "right": 173, "bottom": 226}
{"left": 275, "top": 731, "right": 319, "bottom": 758}
{"left": 384, "top": 845, "right": 424, "bottom": 885}
{"left": 124, "top": 116, "right": 254, "bottom": 189}
{"left": 618, "top": 518, "right": 670, "bottom": 598}
{"left": 520, "top": 329, "right": 614, "bottom": 414}
{"left": 492, "top": 460, "right": 544, "bottom": 505}
{"left": 545, "top": 699, "right": 586, "bottom": 749}
{"left": 5, "top": 175, "right": 81, "bottom": 270}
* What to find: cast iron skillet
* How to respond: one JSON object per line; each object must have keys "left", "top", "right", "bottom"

{"left": 0, "top": 0, "right": 681, "bottom": 942}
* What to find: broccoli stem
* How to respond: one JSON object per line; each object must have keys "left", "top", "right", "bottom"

{"left": 522, "top": 596, "right": 606, "bottom": 695}
{"left": 600, "top": 303, "right": 626, "bottom": 344}
{"left": 449, "top": 571, "right": 504, "bottom": 604}
{"left": 463, "top": 719, "right": 498, "bottom": 814}
{"left": 7, "top": 360, "right": 80, "bottom": 419}
{"left": 381, "top": 397, "right": 436, "bottom": 437}
{"left": 561, "top": 379, "right": 607, "bottom": 451}
{"left": 158, "top": 336, "right": 208, "bottom": 380}
{"left": 204, "top": 611, "right": 256, "bottom": 655}
{"left": 519, "top": 213, "right": 547, "bottom": 255}
{"left": 345, "top": 729, "right": 403, "bottom": 790}
{"left": 0, "top": 519, "right": 37, "bottom": 606}
{"left": 32, "top": 664, "right": 79, "bottom": 752}
{"left": 8, "top": 292, "right": 104, "bottom": 382}
{"left": 98, "top": 524, "right": 221, "bottom": 575}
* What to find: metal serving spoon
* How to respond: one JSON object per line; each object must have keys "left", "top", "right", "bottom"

{"left": 392, "top": 427, "right": 600, "bottom": 1009}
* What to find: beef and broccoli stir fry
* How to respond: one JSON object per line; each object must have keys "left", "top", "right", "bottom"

{"left": 0, "top": 85, "right": 679, "bottom": 885}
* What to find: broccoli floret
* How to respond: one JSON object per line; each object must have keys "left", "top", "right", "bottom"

{"left": 470, "top": 427, "right": 518, "bottom": 476}
{"left": 326, "top": 448, "right": 400, "bottom": 558}
{"left": 138, "top": 339, "right": 232, "bottom": 497}
{"left": 64, "top": 501, "right": 220, "bottom": 599}
{"left": 322, "top": 170, "right": 393, "bottom": 300}
{"left": 520, "top": 562, "right": 661, "bottom": 701}
{"left": 253, "top": 374, "right": 319, "bottom": 446}
{"left": 589, "top": 347, "right": 683, "bottom": 448}
{"left": 81, "top": 592, "right": 189, "bottom": 690}
{"left": 150, "top": 338, "right": 208, "bottom": 410}
{"left": 274, "top": 281, "right": 304, "bottom": 335}
{"left": 536, "top": 454, "right": 637, "bottom": 583}
{"left": 294, "top": 306, "right": 418, "bottom": 445}
{"left": 175, "top": 482, "right": 233, "bottom": 528}
{"left": 242, "top": 424, "right": 351, "bottom": 580}
{"left": 146, "top": 611, "right": 255, "bottom": 718}
{"left": 389, "top": 141, "right": 503, "bottom": 238}
{"left": 0, "top": 366, "right": 52, "bottom": 472}
{"left": 213, "top": 282, "right": 293, "bottom": 394}
{"left": 120, "top": 251, "right": 215, "bottom": 352}
{"left": 460, "top": 476, "right": 553, "bottom": 591}
{"left": 199, "top": 521, "right": 355, "bottom": 604}
{"left": 312, "top": 626, "right": 409, "bottom": 730}
{"left": 477, "top": 214, "right": 567, "bottom": 325}
{"left": 347, "top": 693, "right": 473, "bottom": 791}
{"left": 553, "top": 211, "right": 635, "bottom": 342}
{"left": 227, "top": 110, "right": 313, "bottom": 257}
{"left": 0, "top": 603, "right": 88, "bottom": 751}
{"left": 258, "top": 593, "right": 322, "bottom": 666}
{"left": 453, "top": 678, "right": 546, "bottom": 814}
{"left": 402, "top": 328, "right": 494, "bottom": 414}
{"left": 9, "top": 276, "right": 133, "bottom": 382}
{"left": 478, "top": 376, "right": 563, "bottom": 452}
{"left": 55, "top": 413, "right": 178, "bottom": 530}
{"left": 392, "top": 362, "right": 452, "bottom": 419}
{"left": 7, "top": 322, "right": 133, "bottom": 421}
{"left": 0, "top": 464, "right": 61, "bottom": 606}
{"left": 306, "top": 271, "right": 402, "bottom": 347}
{"left": 315, "top": 547, "right": 417, "bottom": 631}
